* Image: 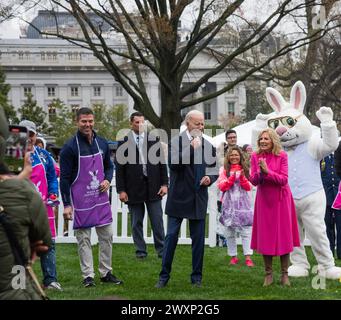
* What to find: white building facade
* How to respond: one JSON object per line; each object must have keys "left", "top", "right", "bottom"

{"left": 0, "top": 38, "right": 246, "bottom": 126}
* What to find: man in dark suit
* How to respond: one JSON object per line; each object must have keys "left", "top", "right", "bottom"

{"left": 321, "top": 153, "right": 341, "bottom": 259}
{"left": 155, "top": 110, "right": 218, "bottom": 288}
{"left": 335, "top": 140, "right": 341, "bottom": 178}
{"left": 115, "top": 112, "right": 168, "bottom": 259}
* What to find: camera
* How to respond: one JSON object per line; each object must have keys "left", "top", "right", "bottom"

{"left": 4, "top": 125, "right": 29, "bottom": 174}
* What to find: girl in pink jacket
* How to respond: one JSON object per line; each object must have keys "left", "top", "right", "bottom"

{"left": 217, "top": 146, "right": 254, "bottom": 267}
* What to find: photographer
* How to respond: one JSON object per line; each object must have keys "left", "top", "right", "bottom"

{"left": 0, "top": 107, "right": 52, "bottom": 300}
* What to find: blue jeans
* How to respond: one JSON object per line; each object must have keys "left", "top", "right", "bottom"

{"left": 40, "top": 240, "right": 58, "bottom": 287}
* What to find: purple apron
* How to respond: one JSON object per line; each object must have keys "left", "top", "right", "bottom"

{"left": 30, "top": 148, "right": 56, "bottom": 238}
{"left": 71, "top": 137, "right": 112, "bottom": 229}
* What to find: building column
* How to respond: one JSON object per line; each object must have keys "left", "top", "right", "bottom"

{"left": 35, "top": 86, "right": 45, "bottom": 111}
{"left": 59, "top": 86, "right": 68, "bottom": 106}
{"left": 11, "top": 87, "right": 21, "bottom": 111}
{"left": 237, "top": 83, "right": 246, "bottom": 115}
{"left": 82, "top": 85, "right": 91, "bottom": 108}
{"left": 149, "top": 82, "right": 160, "bottom": 116}
{"left": 127, "top": 92, "right": 135, "bottom": 116}
{"left": 216, "top": 82, "right": 226, "bottom": 126}
{"left": 104, "top": 84, "right": 113, "bottom": 107}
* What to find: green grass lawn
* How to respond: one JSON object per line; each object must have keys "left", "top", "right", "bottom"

{"left": 37, "top": 243, "right": 341, "bottom": 300}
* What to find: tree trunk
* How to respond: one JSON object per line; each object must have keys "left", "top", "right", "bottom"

{"left": 159, "top": 84, "right": 182, "bottom": 137}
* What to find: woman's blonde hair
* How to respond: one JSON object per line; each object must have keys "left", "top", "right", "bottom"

{"left": 256, "top": 128, "right": 282, "bottom": 155}
{"left": 224, "top": 146, "right": 250, "bottom": 179}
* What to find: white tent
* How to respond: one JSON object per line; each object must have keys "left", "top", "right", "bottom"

{"left": 212, "top": 120, "right": 257, "bottom": 148}
{"left": 211, "top": 120, "right": 321, "bottom": 148}
{"left": 181, "top": 121, "right": 258, "bottom": 146}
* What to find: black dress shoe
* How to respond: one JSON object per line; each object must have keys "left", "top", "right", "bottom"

{"left": 82, "top": 277, "right": 96, "bottom": 288}
{"left": 100, "top": 272, "right": 123, "bottom": 285}
{"left": 155, "top": 280, "right": 168, "bottom": 288}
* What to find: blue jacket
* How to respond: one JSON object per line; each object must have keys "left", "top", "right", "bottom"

{"left": 335, "top": 141, "right": 341, "bottom": 178}
{"left": 320, "top": 154, "right": 341, "bottom": 206}
{"left": 31, "top": 146, "right": 58, "bottom": 195}
{"left": 59, "top": 130, "right": 113, "bottom": 207}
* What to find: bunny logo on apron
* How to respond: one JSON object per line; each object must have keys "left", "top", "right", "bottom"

{"left": 71, "top": 137, "right": 112, "bottom": 229}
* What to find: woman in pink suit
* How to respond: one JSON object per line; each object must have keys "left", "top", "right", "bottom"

{"left": 250, "top": 128, "right": 300, "bottom": 287}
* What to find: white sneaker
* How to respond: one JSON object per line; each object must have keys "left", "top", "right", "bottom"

{"left": 46, "top": 281, "right": 63, "bottom": 291}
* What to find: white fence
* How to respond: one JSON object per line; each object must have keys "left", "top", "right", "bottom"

{"left": 55, "top": 181, "right": 219, "bottom": 247}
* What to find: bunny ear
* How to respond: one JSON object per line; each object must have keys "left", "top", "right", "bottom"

{"left": 290, "top": 81, "right": 306, "bottom": 112}
{"left": 265, "top": 87, "right": 286, "bottom": 113}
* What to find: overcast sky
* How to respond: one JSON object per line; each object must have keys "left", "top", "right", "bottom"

{"left": 0, "top": 19, "right": 21, "bottom": 38}
{"left": 0, "top": 0, "right": 308, "bottom": 40}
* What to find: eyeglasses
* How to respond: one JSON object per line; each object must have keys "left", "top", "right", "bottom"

{"left": 267, "top": 114, "right": 303, "bottom": 129}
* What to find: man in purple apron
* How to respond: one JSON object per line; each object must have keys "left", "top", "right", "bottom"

{"left": 60, "top": 107, "right": 123, "bottom": 288}
{"left": 19, "top": 120, "right": 61, "bottom": 291}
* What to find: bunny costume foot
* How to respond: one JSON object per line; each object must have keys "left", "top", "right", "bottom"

{"left": 288, "top": 265, "right": 309, "bottom": 277}
{"left": 323, "top": 266, "right": 341, "bottom": 279}
{"left": 288, "top": 265, "right": 341, "bottom": 279}
{"left": 252, "top": 81, "right": 339, "bottom": 279}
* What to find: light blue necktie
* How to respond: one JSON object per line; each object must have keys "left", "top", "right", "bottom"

{"left": 136, "top": 135, "right": 147, "bottom": 176}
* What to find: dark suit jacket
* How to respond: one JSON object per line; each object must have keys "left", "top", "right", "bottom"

{"left": 335, "top": 141, "right": 341, "bottom": 178}
{"left": 165, "top": 132, "right": 218, "bottom": 220}
{"left": 115, "top": 131, "right": 168, "bottom": 204}
{"left": 321, "top": 154, "right": 341, "bottom": 206}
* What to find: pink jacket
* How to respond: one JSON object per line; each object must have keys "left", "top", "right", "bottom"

{"left": 249, "top": 151, "right": 300, "bottom": 255}
{"left": 217, "top": 164, "right": 252, "bottom": 192}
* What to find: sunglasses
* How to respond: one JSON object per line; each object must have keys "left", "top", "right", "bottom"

{"left": 267, "top": 114, "right": 302, "bottom": 129}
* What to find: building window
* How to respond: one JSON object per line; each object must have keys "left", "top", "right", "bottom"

{"left": 93, "top": 86, "right": 101, "bottom": 97}
{"left": 228, "top": 102, "right": 235, "bottom": 116}
{"left": 19, "top": 51, "right": 30, "bottom": 60}
{"left": 23, "top": 86, "right": 32, "bottom": 96}
{"left": 48, "top": 104, "right": 57, "bottom": 122}
{"left": 71, "top": 86, "right": 79, "bottom": 97}
{"left": 48, "top": 52, "right": 55, "bottom": 60}
{"left": 115, "top": 85, "right": 123, "bottom": 96}
{"left": 41, "top": 52, "right": 45, "bottom": 60}
{"left": 68, "top": 52, "right": 81, "bottom": 60}
{"left": 71, "top": 104, "right": 80, "bottom": 118}
{"left": 204, "top": 103, "right": 211, "bottom": 120}
{"left": 47, "top": 86, "right": 56, "bottom": 97}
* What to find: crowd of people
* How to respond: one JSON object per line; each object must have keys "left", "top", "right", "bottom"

{"left": 0, "top": 105, "right": 340, "bottom": 299}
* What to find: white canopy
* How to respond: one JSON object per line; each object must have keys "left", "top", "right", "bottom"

{"left": 211, "top": 120, "right": 257, "bottom": 148}
{"left": 211, "top": 120, "right": 321, "bottom": 148}
{"left": 182, "top": 120, "right": 321, "bottom": 148}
